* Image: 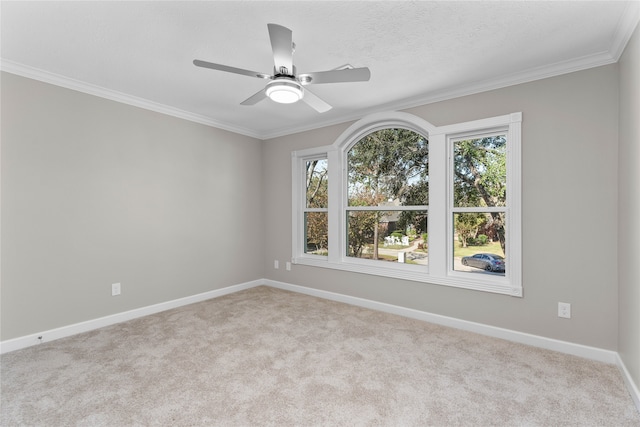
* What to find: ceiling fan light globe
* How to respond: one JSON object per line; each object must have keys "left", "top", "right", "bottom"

{"left": 266, "top": 80, "right": 303, "bottom": 104}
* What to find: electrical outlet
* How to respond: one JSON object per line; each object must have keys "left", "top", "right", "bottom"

{"left": 558, "top": 302, "right": 571, "bottom": 319}
{"left": 274, "top": 260, "right": 279, "bottom": 269}
{"left": 112, "top": 283, "right": 121, "bottom": 296}
{"left": 286, "top": 262, "right": 291, "bottom": 271}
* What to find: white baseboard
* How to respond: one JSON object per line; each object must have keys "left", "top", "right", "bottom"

{"left": 264, "top": 279, "right": 619, "bottom": 364}
{"left": 0, "top": 279, "right": 263, "bottom": 354}
{"left": 617, "top": 354, "right": 640, "bottom": 411}
{"left": 2, "top": 277, "right": 637, "bottom": 413}
{"left": 0, "top": 277, "right": 617, "bottom": 362}
{"left": 265, "top": 279, "right": 640, "bottom": 412}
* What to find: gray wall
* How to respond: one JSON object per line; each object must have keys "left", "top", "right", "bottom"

{"left": 263, "top": 64, "right": 620, "bottom": 350}
{"left": 0, "top": 53, "right": 632, "bottom": 357}
{"left": 1, "top": 72, "right": 264, "bottom": 340}
{"left": 618, "top": 24, "right": 640, "bottom": 390}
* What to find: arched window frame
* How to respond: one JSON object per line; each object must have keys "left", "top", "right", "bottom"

{"left": 292, "top": 111, "right": 522, "bottom": 296}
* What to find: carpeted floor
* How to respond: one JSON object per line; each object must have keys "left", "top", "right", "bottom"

{"left": 2, "top": 286, "right": 639, "bottom": 426}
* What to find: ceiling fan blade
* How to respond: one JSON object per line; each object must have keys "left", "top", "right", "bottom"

{"left": 299, "top": 67, "right": 371, "bottom": 85}
{"left": 193, "top": 59, "right": 270, "bottom": 79}
{"left": 302, "top": 88, "right": 332, "bottom": 113}
{"left": 267, "top": 23, "right": 293, "bottom": 74}
{"left": 240, "top": 89, "right": 267, "bottom": 106}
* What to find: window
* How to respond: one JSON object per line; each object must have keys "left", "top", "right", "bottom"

{"left": 292, "top": 112, "right": 522, "bottom": 296}
{"left": 304, "top": 158, "right": 328, "bottom": 255}
{"left": 346, "top": 128, "right": 429, "bottom": 266}
{"left": 451, "top": 133, "right": 507, "bottom": 277}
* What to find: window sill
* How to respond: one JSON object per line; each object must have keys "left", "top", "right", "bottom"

{"left": 293, "top": 255, "right": 522, "bottom": 297}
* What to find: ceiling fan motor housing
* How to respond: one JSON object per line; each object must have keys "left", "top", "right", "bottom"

{"left": 265, "top": 77, "right": 303, "bottom": 104}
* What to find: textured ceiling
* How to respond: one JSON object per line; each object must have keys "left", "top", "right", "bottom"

{"left": 1, "top": 1, "right": 638, "bottom": 139}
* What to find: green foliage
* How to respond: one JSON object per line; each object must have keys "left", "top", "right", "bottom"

{"left": 346, "top": 128, "right": 430, "bottom": 260}
{"left": 453, "top": 136, "right": 506, "bottom": 208}
{"left": 347, "top": 211, "right": 379, "bottom": 257}
{"left": 396, "top": 208, "right": 428, "bottom": 237}
{"left": 455, "top": 213, "right": 485, "bottom": 248}
{"left": 454, "top": 240, "right": 504, "bottom": 258}
{"left": 406, "top": 225, "right": 417, "bottom": 239}
{"left": 453, "top": 136, "right": 507, "bottom": 253}
{"left": 476, "top": 234, "right": 489, "bottom": 245}
{"left": 347, "top": 190, "right": 386, "bottom": 258}
{"left": 391, "top": 231, "right": 404, "bottom": 238}
{"left": 466, "top": 234, "right": 489, "bottom": 246}
{"left": 348, "top": 128, "right": 429, "bottom": 206}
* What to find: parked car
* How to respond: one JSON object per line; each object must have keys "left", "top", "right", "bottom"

{"left": 461, "top": 253, "right": 505, "bottom": 272}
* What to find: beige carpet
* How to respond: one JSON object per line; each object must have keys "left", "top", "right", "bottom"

{"left": 2, "top": 286, "right": 639, "bottom": 426}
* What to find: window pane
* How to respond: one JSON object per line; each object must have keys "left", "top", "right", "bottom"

{"left": 453, "top": 212, "right": 506, "bottom": 276}
{"left": 347, "top": 129, "right": 428, "bottom": 207}
{"left": 347, "top": 210, "right": 428, "bottom": 265}
{"left": 453, "top": 135, "right": 506, "bottom": 208}
{"left": 306, "top": 159, "right": 328, "bottom": 209}
{"left": 304, "top": 212, "right": 328, "bottom": 255}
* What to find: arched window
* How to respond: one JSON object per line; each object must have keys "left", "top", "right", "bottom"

{"left": 292, "top": 111, "right": 521, "bottom": 296}
{"left": 346, "top": 128, "right": 429, "bottom": 266}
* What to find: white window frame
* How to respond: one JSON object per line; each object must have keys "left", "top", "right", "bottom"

{"left": 292, "top": 111, "right": 522, "bottom": 296}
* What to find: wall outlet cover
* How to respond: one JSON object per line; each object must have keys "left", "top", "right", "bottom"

{"left": 558, "top": 302, "right": 571, "bottom": 318}
{"left": 112, "top": 283, "right": 121, "bottom": 296}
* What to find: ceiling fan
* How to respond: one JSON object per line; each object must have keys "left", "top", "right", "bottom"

{"left": 193, "top": 23, "right": 371, "bottom": 113}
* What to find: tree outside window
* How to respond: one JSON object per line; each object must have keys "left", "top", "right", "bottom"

{"left": 346, "top": 128, "right": 428, "bottom": 264}
{"left": 304, "top": 159, "right": 328, "bottom": 255}
{"left": 292, "top": 111, "right": 521, "bottom": 296}
{"left": 453, "top": 135, "right": 507, "bottom": 275}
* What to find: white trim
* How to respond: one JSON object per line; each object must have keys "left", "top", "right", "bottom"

{"left": 617, "top": 354, "right": 640, "bottom": 411}
{"left": 265, "top": 279, "right": 617, "bottom": 365}
{"left": 0, "top": 280, "right": 263, "bottom": 354}
{"left": 0, "top": 60, "right": 263, "bottom": 140}
{"left": 1, "top": 277, "right": 637, "bottom": 412}
{"left": 259, "top": 48, "right": 623, "bottom": 139}
{"left": 331, "top": 111, "right": 437, "bottom": 150}
{"left": 292, "top": 148, "right": 333, "bottom": 261}
{"left": 611, "top": 1, "right": 640, "bottom": 61}
{"left": 269, "top": 278, "right": 637, "bottom": 411}
{"left": 2, "top": 25, "right": 635, "bottom": 142}
{"left": 261, "top": 51, "right": 622, "bottom": 140}
{"left": 1, "top": 277, "right": 612, "bottom": 362}
{"left": 292, "top": 256, "right": 520, "bottom": 296}
{"left": 332, "top": 112, "right": 434, "bottom": 271}
{"left": 444, "top": 115, "right": 522, "bottom": 296}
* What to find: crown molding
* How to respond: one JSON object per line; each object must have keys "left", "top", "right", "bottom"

{"left": 611, "top": 1, "right": 640, "bottom": 61}
{"left": 0, "top": 59, "right": 263, "bottom": 140}
{"left": 1, "top": 23, "right": 633, "bottom": 142}
{"left": 259, "top": 49, "right": 619, "bottom": 140}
